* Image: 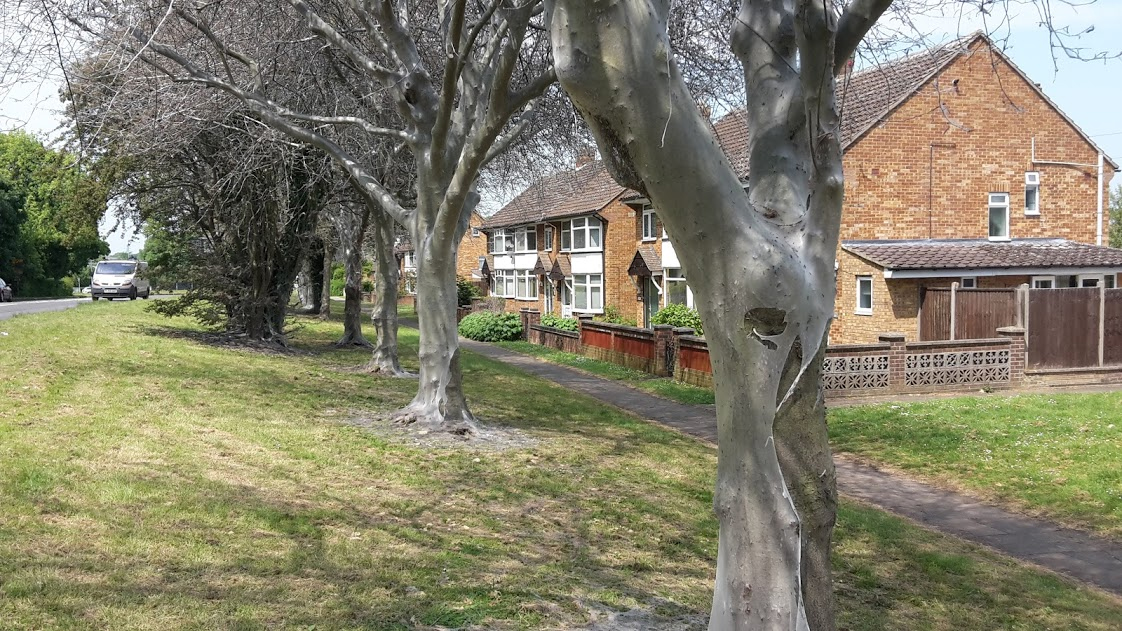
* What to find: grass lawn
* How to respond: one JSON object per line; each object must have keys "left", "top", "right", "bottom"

{"left": 829, "top": 394, "right": 1122, "bottom": 540}
{"left": 496, "top": 341, "right": 715, "bottom": 405}
{"left": 0, "top": 303, "right": 1120, "bottom": 629}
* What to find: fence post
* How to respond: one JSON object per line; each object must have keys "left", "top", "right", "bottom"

{"left": 671, "top": 327, "right": 695, "bottom": 382}
{"left": 519, "top": 308, "right": 530, "bottom": 341}
{"left": 653, "top": 325, "right": 675, "bottom": 376}
{"left": 577, "top": 315, "right": 593, "bottom": 352}
{"left": 997, "top": 326, "right": 1026, "bottom": 384}
{"left": 949, "top": 282, "right": 958, "bottom": 341}
{"left": 879, "top": 332, "right": 907, "bottom": 390}
{"left": 1100, "top": 284, "right": 1106, "bottom": 367}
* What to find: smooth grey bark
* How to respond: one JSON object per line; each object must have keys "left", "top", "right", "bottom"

{"left": 548, "top": 0, "right": 884, "bottom": 627}
{"left": 319, "top": 237, "right": 332, "bottom": 321}
{"left": 366, "top": 202, "right": 406, "bottom": 375}
{"left": 334, "top": 202, "right": 372, "bottom": 347}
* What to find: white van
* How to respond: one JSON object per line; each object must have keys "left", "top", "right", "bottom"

{"left": 91, "top": 259, "right": 151, "bottom": 301}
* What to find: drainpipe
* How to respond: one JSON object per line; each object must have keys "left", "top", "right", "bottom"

{"left": 1097, "top": 152, "right": 1104, "bottom": 246}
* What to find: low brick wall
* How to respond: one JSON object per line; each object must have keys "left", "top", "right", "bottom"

{"left": 580, "top": 320, "right": 657, "bottom": 374}
{"left": 529, "top": 324, "right": 581, "bottom": 354}
{"left": 675, "top": 335, "right": 713, "bottom": 389}
{"left": 823, "top": 343, "right": 892, "bottom": 393}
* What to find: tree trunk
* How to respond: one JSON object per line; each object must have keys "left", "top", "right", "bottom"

{"left": 319, "top": 238, "right": 332, "bottom": 320}
{"left": 391, "top": 210, "right": 475, "bottom": 433}
{"left": 366, "top": 204, "right": 405, "bottom": 375}
{"left": 335, "top": 203, "right": 372, "bottom": 347}
{"left": 549, "top": 2, "right": 845, "bottom": 628}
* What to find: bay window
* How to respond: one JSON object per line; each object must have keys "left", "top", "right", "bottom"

{"left": 570, "top": 274, "right": 603, "bottom": 311}
{"left": 514, "top": 226, "right": 537, "bottom": 252}
{"left": 489, "top": 229, "right": 515, "bottom": 254}
{"left": 561, "top": 217, "right": 602, "bottom": 251}
{"left": 515, "top": 270, "right": 538, "bottom": 300}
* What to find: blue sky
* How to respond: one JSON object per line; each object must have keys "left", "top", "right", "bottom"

{"left": 1, "top": 2, "right": 1120, "bottom": 254}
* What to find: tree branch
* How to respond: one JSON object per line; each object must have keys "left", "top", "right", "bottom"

{"left": 834, "top": 0, "right": 894, "bottom": 75}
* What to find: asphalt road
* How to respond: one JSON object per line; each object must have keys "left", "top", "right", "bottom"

{"left": 0, "top": 294, "right": 174, "bottom": 321}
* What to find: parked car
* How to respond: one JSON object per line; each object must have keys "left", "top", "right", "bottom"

{"left": 0, "top": 278, "right": 11, "bottom": 302}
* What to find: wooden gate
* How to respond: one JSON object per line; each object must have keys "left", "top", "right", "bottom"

{"left": 1027, "top": 287, "right": 1122, "bottom": 369}
{"left": 919, "top": 287, "right": 1019, "bottom": 341}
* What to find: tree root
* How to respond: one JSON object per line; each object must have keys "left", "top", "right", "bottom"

{"left": 334, "top": 333, "right": 373, "bottom": 348}
{"left": 390, "top": 403, "right": 478, "bottom": 437}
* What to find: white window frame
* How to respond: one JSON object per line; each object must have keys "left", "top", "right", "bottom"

{"left": 570, "top": 273, "right": 603, "bottom": 313}
{"left": 471, "top": 227, "right": 481, "bottom": 238}
{"left": 544, "top": 225, "right": 554, "bottom": 251}
{"left": 491, "top": 270, "right": 517, "bottom": 298}
{"left": 565, "top": 217, "right": 602, "bottom": 252}
{"left": 1031, "top": 275, "right": 1055, "bottom": 289}
{"left": 988, "top": 193, "right": 1011, "bottom": 241}
{"left": 663, "top": 267, "right": 693, "bottom": 308}
{"left": 855, "top": 276, "right": 873, "bottom": 315}
{"left": 403, "top": 251, "right": 416, "bottom": 269}
{"left": 514, "top": 226, "right": 537, "bottom": 253}
{"left": 960, "top": 276, "right": 977, "bottom": 289}
{"left": 641, "top": 205, "right": 657, "bottom": 241}
{"left": 1024, "top": 172, "right": 1040, "bottom": 216}
{"left": 515, "top": 270, "right": 538, "bottom": 300}
{"left": 489, "top": 229, "right": 515, "bottom": 254}
{"left": 1108, "top": 275, "right": 1117, "bottom": 289}
{"left": 1078, "top": 274, "right": 1105, "bottom": 288}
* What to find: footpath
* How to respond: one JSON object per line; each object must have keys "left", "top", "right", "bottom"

{"left": 459, "top": 338, "right": 1122, "bottom": 597}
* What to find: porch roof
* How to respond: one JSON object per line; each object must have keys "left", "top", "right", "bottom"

{"left": 627, "top": 246, "right": 662, "bottom": 277}
{"left": 843, "top": 238, "right": 1122, "bottom": 277}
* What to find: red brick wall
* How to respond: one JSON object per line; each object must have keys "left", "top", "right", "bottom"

{"left": 841, "top": 40, "right": 1115, "bottom": 244}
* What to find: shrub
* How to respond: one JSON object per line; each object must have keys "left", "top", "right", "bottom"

{"left": 329, "top": 264, "right": 345, "bottom": 296}
{"left": 458, "top": 311, "right": 522, "bottom": 342}
{"left": 456, "top": 276, "right": 482, "bottom": 306}
{"left": 540, "top": 313, "right": 579, "bottom": 331}
{"left": 651, "top": 303, "right": 704, "bottom": 335}
{"left": 597, "top": 305, "right": 637, "bottom": 327}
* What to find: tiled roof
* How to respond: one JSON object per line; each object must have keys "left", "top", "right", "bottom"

{"left": 482, "top": 160, "right": 625, "bottom": 229}
{"left": 628, "top": 246, "right": 662, "bottom": 276}
{"left": 552, "top": 254, "right": 571, "bottom": 279}
{"left": 843, "top": 239, "right": 1122, "bottom": 271}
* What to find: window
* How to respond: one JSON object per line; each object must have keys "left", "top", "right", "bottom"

{"left": 1024, "top": 172, "right": 1040, "bottom": 215}
{"left": 544, "top": 225, "right": 554, "bottom": 250}
{"left": 563, "top": 217, "right": 602, "bottom": 251}
{"left": 665, "top": 267, "right": 690, "bottom": 307}
{"left": 1108, "top": 275, "right": 1117, "bottom": 289}
{"left": 571, "top": 274, "right": 603, "bottom": 311}
{"left": 1031, "top": 275, "right": 1055, "bottom": 289}
{"left": 403, "top": 252, "right": 416, "bottom": 269}
{"left": 1078, "top": 274, "right": 1105, "bottom": 288}
{"left": 960, "top": 277, "right": 977, "bottom": 289}
{"left": 515, "top": 270, "right": 538, "bottom": 300}
{"left": 514, "top": 226, "right": 537, "bottom": 252}
{"left": 489, "top": 229, "right": 514, "bottom": 254}
{"left": 988, "top": 193, "right": 1010, "bottom": 240}
{"left": 471, "top": 227, "right": 481, "bottom": 238}
{"left": 491, "top": 270, "right": 517, "bottom": 297}
{"left": 641, "top": 205, "right": 657, "bottom": 241}
{"left": 856, "top": 276, "right": 873, "bottom": 315}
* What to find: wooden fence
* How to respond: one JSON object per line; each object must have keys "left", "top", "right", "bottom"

{"left": 919, "top": 286, "right": 1020, "bottom": 341}
{"left": 1027, "top": 287, "right": 1122, "bottom": 369}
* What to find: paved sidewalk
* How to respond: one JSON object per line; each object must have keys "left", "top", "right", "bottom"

{"left": 461, "top": 338, "right": 1122, "bottom": 596}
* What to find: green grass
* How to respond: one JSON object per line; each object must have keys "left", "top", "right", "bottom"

{"left": 496, "top": 341, "right": 715, "bottom": 405}
{"left": 0, "top": 303, "right": 1119, "bottom": 629}
{"left": 829, "top": 394, "right": 1122, "bottom": 539}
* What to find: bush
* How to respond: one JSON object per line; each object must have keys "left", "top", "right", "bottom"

{"left": 651, "top": 303, "right": 704, "bottom": 335}
{"left": 597, "top": 305, "right": 637, "bottom": 327}
{"left": 330, "top": 264, "right": 345, "bottom": 296}
{"left": 458, "top": 311, "right": 522, "bottom": 342}
{"left": 540, "top": 313, "right": 579, "bottom": 331}
{"left": 457, "top": 276, "right": 482, "bottom": 306}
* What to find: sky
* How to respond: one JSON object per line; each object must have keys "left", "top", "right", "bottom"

{"left": 1, "top": 1, "right": 1120, "bottom": 254}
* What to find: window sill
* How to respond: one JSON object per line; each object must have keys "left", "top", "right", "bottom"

{"left": 854, "top": 309, "right": 873, "bottom": 316}
{"left": 572, "top": 308, "right": 604, "bottom": 314}
{"left": 564, "top": 248, "right": 604, "bottom": 254}
{"left": 641, "top": 237, "right": 657, "bottom": 243}
{"left": 988, "top": 237, "right": 1011, "bottom": 242}
{"left": 1024, "top": 211, "right": 1040, "bottom": 217}
{"left": 515, "top": 297, "right": 539, "bottom": 301}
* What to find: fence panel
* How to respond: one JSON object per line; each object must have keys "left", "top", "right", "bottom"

{"left": 1103, "top": 289, "right": 1122, "bottom": 366}
{"left": 919, "top": 288, "right": 951, "bottom": 341}
{"left": 955, "top": 289, "right": 1018, "bottom": 340}
{"left": 1027, "top": 288, "right": 1099, "bottom": 369}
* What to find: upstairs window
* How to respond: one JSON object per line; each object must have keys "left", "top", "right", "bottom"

{"left": 489, "top": 229, "right": 515, "bottom": 254}
{"left": 988, "top": 193, "right": 1010, "bottom": 241}
{"left": 514, "top": 226, "right": 537, "bottom": 252}
{"left": 1024, "top": 172, "right": 1040, "bottom": 215}
{"left": 562, "top": 217, "right": 602, "bottom": 252}
{"left": 641, "top": 205, "right": 657, "bottom": 241}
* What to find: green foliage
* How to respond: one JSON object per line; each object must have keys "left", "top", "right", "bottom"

{"left": 651, "top": 303, "right": 704, "bottom": 334}
{"left": 0, "top": 131, "right": 109, "bottom": 297}
{"left": 540, "top": 313, "right": 579, "bottom": 331}
{"left": 147, "top": 293, "right": 226, "bottom": 328}
{"left": 457, "top": 311, "right": 522, "bottom": 342}
{"left": 457, "top": 276, "right": 482, "bottom": 306}
{"left": 597, "top": 305, "right": 637, "bottom": 327}
{"left": 330, "top": 263, "right": 345, "bottom": 296}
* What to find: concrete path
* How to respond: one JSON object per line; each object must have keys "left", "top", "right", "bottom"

{"left": 461, "top": 338, "right": 1122, "bottom": 597}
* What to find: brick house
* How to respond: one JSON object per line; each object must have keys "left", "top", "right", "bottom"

{"left": 481, "top": 33, "right": 1121, "bottom": 342}
{"left": 394, "top": 211, "right": 489, "bottom": 295}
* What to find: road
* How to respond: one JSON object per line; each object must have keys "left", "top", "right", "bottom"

{"left": 0, "top": 294, "right": 174, "bottom": 321}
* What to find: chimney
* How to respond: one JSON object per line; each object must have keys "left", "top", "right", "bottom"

{"left": 575, "top": 146, "right": 596, "bottom": 168}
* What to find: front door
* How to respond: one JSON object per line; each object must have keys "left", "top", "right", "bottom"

{"left": 561, "top": 279, "right": 573, "bottom": 318}
{"left": 643, "top": 276, "right": 661, "bottom": 328}
{"left": 544, "top": 278, "right": 554, "bottom": 314}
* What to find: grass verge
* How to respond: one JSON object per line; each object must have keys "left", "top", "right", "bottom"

{"left": 0, "top": 303, "right": 1119, "bottom": 629}
{"left": 829, "top": 394, "right": 1122, "bottom": 540}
